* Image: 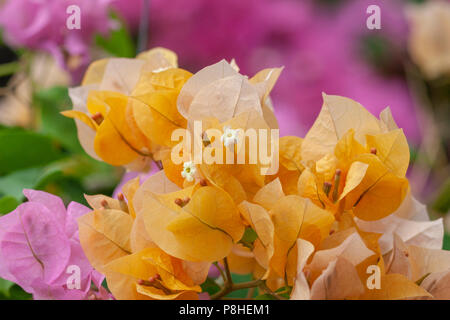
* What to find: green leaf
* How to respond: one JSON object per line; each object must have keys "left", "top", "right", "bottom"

{"left": 0, "top": 279, "right": 14, "bottom": 298}
{"left": 34, "top": 86, "right": 82, "bottom": 153}
{"left": 242, "top": 227, "right": 258, "bottom": 243}
{"left": 95, "top": 13, "right": 135, "bottom": 58}
{"left": 0, "top": 166, "right": 62, "bottom": 200}
{"left": 0, "top": 167, "right": 45, "bottom": 200}
{"left": 200, "top": 277, "right": 221, "bottom": 296}
{"left": 255, "top": 293, "right": 276, "bottom": 300}
{"left": 0, "top": 154, "right": 120, "bottom": 205}
{"left": 0, "top": 129, "right": 64, "bottom": 175}
{"left": 275, "top": 286, "right": 292, "bottom": 298}
{"left": 3, "top": 284, "right": 32, "bottom": 300}
{"left": 238, "top": 228, "right": 257, "bottom": 249}
{"left": 0, "top": 196, "right": 19, "bottom": 215}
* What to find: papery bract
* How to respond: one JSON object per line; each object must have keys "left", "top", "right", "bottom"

{"left": 0, "top": 190, "right": 106, "bottom": 300}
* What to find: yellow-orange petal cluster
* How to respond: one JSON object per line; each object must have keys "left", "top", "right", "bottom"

{"left": 70, "top": 48, "right": 449, "bottom": 300}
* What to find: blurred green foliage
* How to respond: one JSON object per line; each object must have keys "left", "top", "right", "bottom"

{"left": 0, "top": 87, "right": 121, "bottom": 207}
{"left": 433, "top": 179, "right": 450, "bottom": 214}
{"left": 95, "top": 12, "right": 136, "bottom": 58}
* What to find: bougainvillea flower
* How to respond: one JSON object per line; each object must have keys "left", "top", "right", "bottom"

{"left": 290, "top": 239, "right": 314, "bottom": 300}
{"left": 267, "top": 135, "right": 304, "bottom": 195}
{"left": 160, "top": 108, "right": 278, "bottom": 204}
{"left": 419, "top": 270, "right": 450, "bottom": 300}
{"left": 62, "top": 48, "right": 183, "bottom": 170}
{"left": 0, "top": 190, "right": 105, "bottom": 300}
{"left": 79, "top": 176, "right": 155, "bottom": 273}
{"left": 131, "top": 67, "right": 192, "bottom": 148}
{"left": 196, "top": 111, "right": 277, "bottom": 200}
{"left": 235, "top": 179, "right": 334, "bottom": 286}
{"left": 78, "top": 201, "right": 135, "bottom": 274}
{"left": 177, "top": 59, "right": 281, "bottom": 131}
{"left": 103, "top": 247, "right": 201, "bottom": 300}
{"left": 356, "top": 191, "right": 444, "bottom": 254}
{"left": 78, "top": 174, "right": 209, "bottom": 300}
{"left": 290, "top": 228, "right": 434, "bottom": 300}
{"left": 289, "top": 194, "right": 449, "bottom": 300}
{"left": 297, "top": 94, "right": 409, "bottom": 221}
{"left": 132, "top": 171, "right": 245, "bottom": 262}
{"left": 386, "top": 235, "right": 450, "bottom": 283}
{"left": 20, "top": 43, "right": 447, "bottom": 300}
{"left": 290, "top": 229, "right": 374, "bottom": 300}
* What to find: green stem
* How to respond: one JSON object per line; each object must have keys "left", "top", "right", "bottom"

{"left": 211, "top": 279, "right": 263, "bottom": 300}
{"left": 210, "top": 257, "right": 287, "bottom": 300}
{"left": 258, "top": 282, "right": 287, "bottom": 300}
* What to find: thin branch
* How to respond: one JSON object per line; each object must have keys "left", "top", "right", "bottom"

{"left": 246, "top": 287, "right": 255, "bottom": 299}
{"left": 258, "top": 282, "right": 287, "bottom": 300}
{"left": 211, "top": 280, "right": 263, "bottom": 300}
{"left": 213, "top": 262, "right": 226, "bottom": 282}
{"left": 223, "top": 257, "right": 233, "bottom": 285}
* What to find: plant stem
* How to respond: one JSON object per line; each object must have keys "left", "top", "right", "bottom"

{"left": 223, "top": 257, "right": 233, "bottom": 284}
{"left": 258, "top": 282, "right": 287, "bottom": 300}
{"left": 211, "top": 279, "right": 263, "bottom": 300}
{"left": 246, "top": 287, "right": 255, "bottom": 299}
{"left": 211, "top": 258, "right": 287, "bottom": 300}
{"left": 211, "top": 258, "right": 233, "bottom": 299}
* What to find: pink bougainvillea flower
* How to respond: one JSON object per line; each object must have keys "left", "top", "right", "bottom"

{"left": 0, "top": 189, "right": 110, "bottom": 300}
{"left": 0, "top": 0, "right": 115, "bottom": 82}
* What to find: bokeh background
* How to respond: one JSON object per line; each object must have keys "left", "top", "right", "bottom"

{"left": 0, "top": 0, "right": 448, "bottom": 299}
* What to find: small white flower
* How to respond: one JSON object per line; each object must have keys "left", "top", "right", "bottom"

{"left": 221, "top": 126, "right": 239, "bottom": 147}
{"left": 181, "top": 161, "right": 196, "bottom": 182}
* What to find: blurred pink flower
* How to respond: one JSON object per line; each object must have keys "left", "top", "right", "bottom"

{"left": 113, "top": 0, "right": 420, "bottom": 143}
{"left": 0, "top": 0, "right": 115, "bottom": 82}
{"left": 0, "top": 189, "right": 110, "bottom": 300}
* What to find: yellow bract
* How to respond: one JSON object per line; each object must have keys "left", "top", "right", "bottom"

{"left": 103, "top": 248, "right": 200, "bottom": 300}
{"left": 297, "top": 96, "right": 409, "bottom": 220}
{"left": 137, "top": 183, "right": 245, "bottom": 262}
{"left": 78, "top": 209, "right": 133, "bottom": 273}
{"left": 270, "top": 195, "right": 334, "bottom": 284}
{"left": 131, "top": 68, "right": 192, "bottom": 147}
{"left": 62, "top": 48, "right": 188, "bottom": 169}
